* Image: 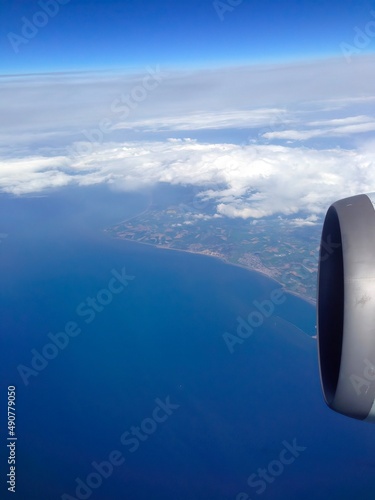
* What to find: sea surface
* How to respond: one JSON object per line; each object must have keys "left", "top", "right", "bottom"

{"left": 1, "top": 185, "right": 375, "bottom": 500}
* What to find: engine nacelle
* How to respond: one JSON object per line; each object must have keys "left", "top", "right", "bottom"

{"left": 318, "top": 193, "right": 375, "bottom": 422}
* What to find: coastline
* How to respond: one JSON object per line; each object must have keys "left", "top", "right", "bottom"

{"left": 108, "top": 233, "right": 317, "bottom": 307}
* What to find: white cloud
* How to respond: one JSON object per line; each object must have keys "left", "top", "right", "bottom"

{"left": 1, "top": 139, "right": 375, "bottom": 219}
{"left": 263, "top": 115, "right": 375, "bottom": 141}
{"left": 288, "top": 215, "right": 319, "bottom": 227}
{"left": 111, "top": 108, "right": 288, "bottom": 132}
{"left": 1, "top": 55, "right": 375, "bottom": 219}
{"left": 308, "top": 115, "right": 373, "bottom": 127}
{"left": 1, "top": 55, "right": 374, "bottom": 148}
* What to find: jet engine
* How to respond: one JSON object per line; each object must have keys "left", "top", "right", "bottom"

{"left": 318, "top": 193, "right": 375, "bottom": 422}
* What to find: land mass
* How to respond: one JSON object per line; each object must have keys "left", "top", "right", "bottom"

{"left": 105, "top": 198, "right": 321, "bottom": 304}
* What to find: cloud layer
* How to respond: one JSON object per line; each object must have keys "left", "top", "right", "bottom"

{"left": 1, "top": 55, "right": 375, "bottom": 219}
{"left": 2, "top": 139, "right": 375, "bottom": 220}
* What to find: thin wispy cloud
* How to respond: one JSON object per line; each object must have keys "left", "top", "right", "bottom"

{"left": 111, "top": 109, "right": 288, "bottom": 132}
{"left": 264, "top": 115, "right": 375, "bottom": 140}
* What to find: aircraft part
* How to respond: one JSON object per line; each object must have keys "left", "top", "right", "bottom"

{"left": 318, "top": 193, "right": 375, "bottom": 422}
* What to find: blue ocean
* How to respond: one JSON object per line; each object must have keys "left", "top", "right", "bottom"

{"left": 1, "top": 185, "right": 375, "bottom": 500}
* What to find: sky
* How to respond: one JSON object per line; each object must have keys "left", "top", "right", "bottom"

{"left": 1, "top": 0, "right": 375, "bottom": 73}
{"left": 1, "top": 0, "right": 375, "bottom": 223}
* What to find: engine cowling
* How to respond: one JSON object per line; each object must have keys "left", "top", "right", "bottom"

{"left": 317, "top": 193, "right": 375, "bottom": 422}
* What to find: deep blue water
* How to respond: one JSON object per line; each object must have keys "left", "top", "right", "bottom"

{"left": 1, "top": 185, "right": 375, "bottom": 500}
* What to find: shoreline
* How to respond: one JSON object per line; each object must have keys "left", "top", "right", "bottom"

{"left": 109, "top": 234, "right": 317, "bottom": 307}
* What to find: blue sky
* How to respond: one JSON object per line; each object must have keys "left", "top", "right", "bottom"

{"left": 1, "top": 0, "right": 375, "bottom": 74}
